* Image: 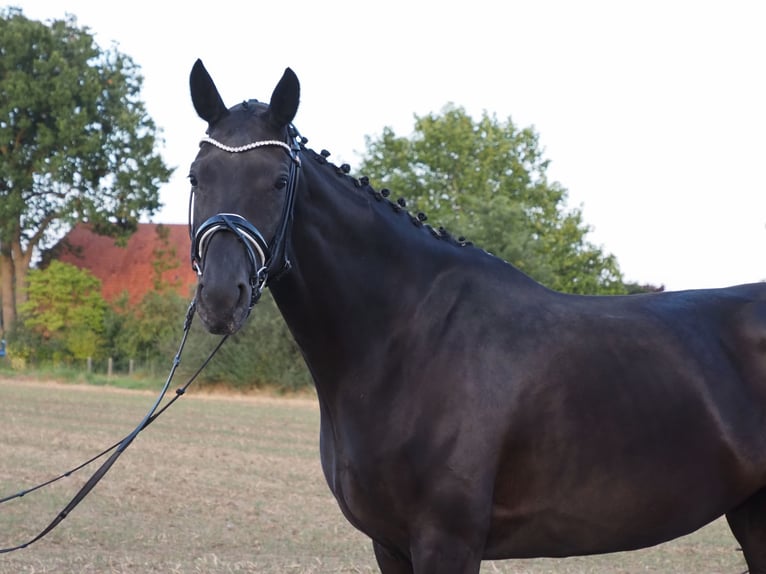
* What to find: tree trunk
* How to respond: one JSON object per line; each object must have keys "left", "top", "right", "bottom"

{"left": 11, "top": 235, "right": 31, "bottom": 320}
{"left": 0, "top": 232, "right": 33, "bottom": 336}
{"left": 0, "top": 250, "right": 14, "bottom": 336}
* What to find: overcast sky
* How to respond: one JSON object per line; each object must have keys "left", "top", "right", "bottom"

{"left": 11, "top": 0, "right": 766, "bottom": 290}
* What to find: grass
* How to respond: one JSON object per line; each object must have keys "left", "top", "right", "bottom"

{"left": 0, "top": 363, "right": 170, "bottom": 392}
{"left": 0, "top": 378, "right": 748, "bottom": 573}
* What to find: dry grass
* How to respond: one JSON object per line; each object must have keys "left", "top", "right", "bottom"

{"left": 0, "top": 379, "right": 747, "bottom": 573}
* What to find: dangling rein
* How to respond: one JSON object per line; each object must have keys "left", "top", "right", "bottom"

{"left": 0, "top": 300, "right": 226, "bottom": 553}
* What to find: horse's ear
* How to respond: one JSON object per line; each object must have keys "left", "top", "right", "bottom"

{"left": 268, "top": 67, "right": 300, "bottom": 128}
{"left": 190, "top": 59, "right": 228, "bottom": 125}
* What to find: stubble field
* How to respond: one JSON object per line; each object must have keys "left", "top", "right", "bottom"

{"left": 0, "top": 378, "right": 747, "bottom": 573}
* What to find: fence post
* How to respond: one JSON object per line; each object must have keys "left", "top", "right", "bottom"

{"left": 129, "top": 358, "right": 134, "bottom": 376}
{"left": 108, "top": 357, "right": 113, "bottom": 377}
{"left": 87, "top": 357, "right": 92, "bottom": 373}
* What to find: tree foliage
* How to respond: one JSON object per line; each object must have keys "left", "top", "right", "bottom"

{"left": 16, "top": 261, "right": 106, "bottom": 361}
{"left": 358, "top": 105, "right": 626, "bottom": 294}
{"left": 107, "top": 290, "right": 190, "bottom": 371}
{"left": 0, "top": 7, "right": 172, "bottom": 333}
{"left": 181, "top": 292, "right": 311, "bottom": 392}
{"left": 102, "top": 290, "right": 309, "bottom": 391}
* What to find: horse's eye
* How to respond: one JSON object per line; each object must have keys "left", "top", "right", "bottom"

{"left": 188, "top": 174, "right": 199, "bottom": 187}
{"left": 275, "top": 175, "right": 288, "bottom": 190}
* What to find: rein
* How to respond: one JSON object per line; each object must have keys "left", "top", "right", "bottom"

{"left": 190, "top": 126, "right": 303, "bottom": 308}
{"left": 0, "top": 300, "right": 227, "bottom": 553}
{"left": 1, "top": 127, "right": 303, "bottom": 554}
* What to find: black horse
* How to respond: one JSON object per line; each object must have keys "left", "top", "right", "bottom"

{"left": 187, "top": 60, "right": 766, "bottom": 573}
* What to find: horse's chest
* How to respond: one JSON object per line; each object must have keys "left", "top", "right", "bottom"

{"left": 318, "top": 424, "right": 410, "bottom": 542}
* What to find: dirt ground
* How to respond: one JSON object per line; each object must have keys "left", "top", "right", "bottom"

{"left": 0, "top": 379, "right": 747, "bottom": 573}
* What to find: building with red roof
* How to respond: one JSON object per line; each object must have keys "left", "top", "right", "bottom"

{"left": 57, "top": 223, "right": 196, "bottom": 305}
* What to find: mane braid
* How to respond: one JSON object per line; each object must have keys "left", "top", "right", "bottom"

{"left": 305, "top": 146, "right": 476, "bottom": 251}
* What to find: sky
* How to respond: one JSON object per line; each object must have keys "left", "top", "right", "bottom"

{"left": 10, "top": 0, "right": 766, "bottom": 291}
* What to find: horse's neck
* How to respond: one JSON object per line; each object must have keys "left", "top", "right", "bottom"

{"left": 272, "top": 156, "right": 427, "bottom": 349}
{"left": 269, "top": 152, "right": 536, "bottom": 392}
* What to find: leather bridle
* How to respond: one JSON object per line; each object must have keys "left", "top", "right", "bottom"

{"left": 189, "top": 126, "right": 302, "bottom": 308}
{"left": 0, "top": 126, "right": 303, "bottom": 554}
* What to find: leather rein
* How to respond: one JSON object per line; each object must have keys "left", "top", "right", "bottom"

{"left": 0, "top": 302, "right": 227, "bottom": 553}
{"left": 0, "top": 127, "right": 302, "bottom": 554}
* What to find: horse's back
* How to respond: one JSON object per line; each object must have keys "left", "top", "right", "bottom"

{"left": 480, "top": 281, "right": 766, "bottom": 558}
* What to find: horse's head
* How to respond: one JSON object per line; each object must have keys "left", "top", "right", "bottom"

{"left": 188, "top": 60, "right": 300, "bottom": 334}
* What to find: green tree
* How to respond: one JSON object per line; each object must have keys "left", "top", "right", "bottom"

{"left": 359, "top": 105, "right": 625, "bottom": 294}
{"left": 109, "top": 289, "right": 189, "bottom": 371}
{"left": 17, "top": 260, "right": 106, "bottom": 362}
{"left": 0, "top": 8, "right": 172, "bottom": 334}
{"left": 179, "top": 292, "right": 311, "bottom": 392}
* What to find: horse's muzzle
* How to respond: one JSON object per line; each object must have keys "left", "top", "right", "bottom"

{"left": 196, "top": 278, "right": 251, "bottom": 335}
{"left": 191, "top": 213, "right": 271, "bottom": 334}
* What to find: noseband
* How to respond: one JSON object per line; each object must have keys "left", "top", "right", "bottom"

{"left": 189, "top": 127, "right": 302, "bottom": 309}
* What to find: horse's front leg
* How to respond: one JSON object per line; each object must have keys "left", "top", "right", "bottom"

{"left": 372, "top": 497, "right": 489, "bottom": 574}
{"left": 408, "top": 527, "right": 484, "bottom": 574}
{"left": 373, "top": 540, "right": 414, "bottom": 574}
{"left": 406, "top": 490, "right": 491, "bottom": 574}
{"left": 373, "top": 532, "right": 484, "bottom": 574}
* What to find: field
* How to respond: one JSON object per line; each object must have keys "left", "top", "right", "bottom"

{"left": 0, "top": 378, "right": 747, "bottom": 573}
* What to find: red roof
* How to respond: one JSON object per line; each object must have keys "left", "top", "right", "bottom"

{"left": 57, "top": 223, "right": 197, "bottom": 305}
